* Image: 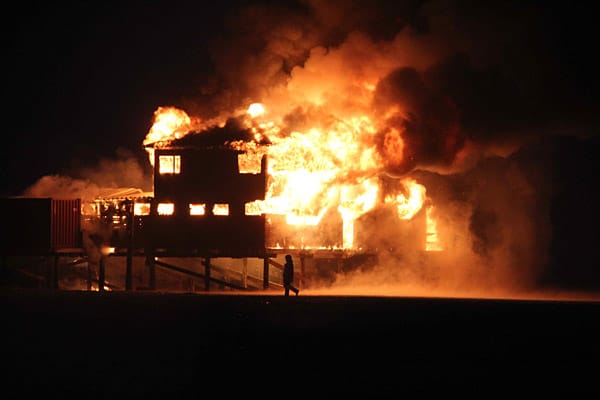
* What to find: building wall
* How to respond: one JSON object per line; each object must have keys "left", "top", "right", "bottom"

{"left": 148, "top": 147, "right": 268, "bottom": 257}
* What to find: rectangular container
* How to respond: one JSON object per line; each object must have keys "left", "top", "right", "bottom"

{"left": 0, "top": 197, "right": 82, "bottom": 255}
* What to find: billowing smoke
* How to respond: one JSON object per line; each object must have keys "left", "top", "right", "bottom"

{"left": 172, "top": 0, "right": 598, "bottom": 295}
{"left": 316, "top": 141, "right": 565, "bottom": 298}
{"left": 22, "top": 148, "right": 152, "bottom": 200}
{"left": 373, "top": 66, "right": 463, "bottom": 176}
{"left": 21, "top": 148, "right": 153, "bottom": 266}
{"left": 184, "top": 0, "right": 597, "bottom": 166}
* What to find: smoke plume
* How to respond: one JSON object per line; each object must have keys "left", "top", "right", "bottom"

{"left": 22, "top": 148, "right": 152, "bottom": 200}
{"left": 174, "top": 0, "right": 599, "bottom": 295}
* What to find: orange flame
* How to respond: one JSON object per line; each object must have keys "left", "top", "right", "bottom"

{"left": 143, "top": 103, "right": 437, "bottom": 250}
{"left": 143, "top": 106, "right": 202, "bottom": 166}
{"left": 384, "top": 178, "right": 426, "bottom": 220}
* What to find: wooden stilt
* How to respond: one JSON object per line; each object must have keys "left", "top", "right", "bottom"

{"left": 147, "top": 254, "right": 156, "bottom": 290}
{"left": 263, "top": 257, "right": 269, "bottom": 289}
{"left": 126, "top": 200, "right": 134, "bottom": 291}
{"left": 98, "top": 256, "right": 105, "bottom": 292}
{"left": 242, "top": 258, "right": 248, "bottom": 288}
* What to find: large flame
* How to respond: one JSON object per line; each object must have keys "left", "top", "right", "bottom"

{"left": 143, "top": 106, "right": 203, "bottom": 166}
{"left": 143, "top": 103, "right": 439, "bottom": 250}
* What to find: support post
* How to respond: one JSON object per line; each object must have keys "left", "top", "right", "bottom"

{"left": 125, "top": 201, "right": 134, "bottom": 291}
{"left": 98, "top": 256, "right": 105, "bottom": 292}
{"left": 146, "top": 253, "right": 156, "bottom": 290}
{"left": 299, "top": 255, "right": 305, "bottom": 289}
{"left": 242, "top": 258, "right": 248, "bottom": 288}
{"left": 87, "top": 261, "right": 93, "bottom": 291}
{"left": 263, "top": 257, "right": 269, "bottom": 289}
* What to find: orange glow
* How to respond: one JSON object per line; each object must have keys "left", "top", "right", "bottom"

{"left": 101, "top": 246, "right": 115, "bottom": 255}
{"left": 385, "top": 178, "right": 426, "bottom": 220}
{"left": 144, "top": 107, "right": 202, "bottom": 166}
{"left": 245, "top": 201, "right": 262, "bottom": 216}
{"left": 157, "top": 203, "right": 174, "bottom": 216}
{"left": 382, "top": 127, "right": 405, "bottom": 169}
{"left": 134, "top": 203, "right": 151, "bottom": 216}
{"left": 158, "top": 155, "right": 181, "bottom": 174}
{"left": 338, "top": 178, "right": 379, "bottom": 248}
{"left": 425, "top": 205, "right": 443, "bottom": 251}
{"left": 247, "top": 103, "right": 265, "bottom": 118}
{"left": 213, "top": 203, "right": 229, "bottom": 216}
{"left": 237, "top": 142, "right": 266, "bottom": 174}
{"left": 189, "top": 203, "right": 206, "bottom": 216}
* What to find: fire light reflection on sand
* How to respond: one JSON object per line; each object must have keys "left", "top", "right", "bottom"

{"left": 303, "top": 287, "right": 600, "bottom": 302}
{"left": 205, "top": 285, "right": 600, "bottom": 302}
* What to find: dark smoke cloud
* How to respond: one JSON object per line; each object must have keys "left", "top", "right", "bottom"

{"left": 373, "top": 66, "right": 464, "bottom": 176}
{"left": 183, "top": 1, "right": 321, "bottom": 118}
{"left": 182, "top": 0, "right": 427, "bottom": 117}
{"left": 183, "top": 0, "right": 598, "bottom": 175}
{"left": 306, "top": 0, "right": 426, "bottom": 42}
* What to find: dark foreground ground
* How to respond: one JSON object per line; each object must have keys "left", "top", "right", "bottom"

{"left": 2, "top": 289, "right": 599, "bottom": 397}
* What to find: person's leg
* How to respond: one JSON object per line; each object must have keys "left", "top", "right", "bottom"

{"left": 285, "top": 286, "right": 290, "bottom": 296}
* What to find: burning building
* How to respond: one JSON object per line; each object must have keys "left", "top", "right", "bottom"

{"left": 143, "top": 134, "right": 268, "bottom": 258}
{"left": 140, "top": 103, "right": 443, "bottom": 253}
{"left": 7, "top": 1, "right": 598, "bottom": 297}
{"left": 0, "top": 101, "right": 443, "bottom": 293}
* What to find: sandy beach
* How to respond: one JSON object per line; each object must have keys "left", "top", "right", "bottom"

{"left": 2, "top": 289, "right": 599, "bottom": 396}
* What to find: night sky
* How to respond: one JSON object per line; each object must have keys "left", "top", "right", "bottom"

{"left": 3, "top": 1, "right": 600, "bottom": 289}
{"left": 4, "top": 1, "right": 238, "bottom": 196}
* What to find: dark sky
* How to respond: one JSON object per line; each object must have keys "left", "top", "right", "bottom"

{"left": 3, "top": 0, "right": 600, "bottom": 197}
{"left": 4, "top": 1, "right": 240, "bottom": 196}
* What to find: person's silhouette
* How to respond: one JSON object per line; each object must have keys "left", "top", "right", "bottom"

{"left": 283, "top": 254, "right": 299, "bottom": 296}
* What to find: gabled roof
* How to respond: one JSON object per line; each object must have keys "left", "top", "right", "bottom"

{"left": 95, "top": 187, "right": 151, "bottom": 200}
{"left": 146, "top": 116, "right": 271, "bottom": 150}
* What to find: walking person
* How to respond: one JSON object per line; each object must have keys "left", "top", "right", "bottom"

{"left": 283, "top": 254, "right": 299, "bottom": 296}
